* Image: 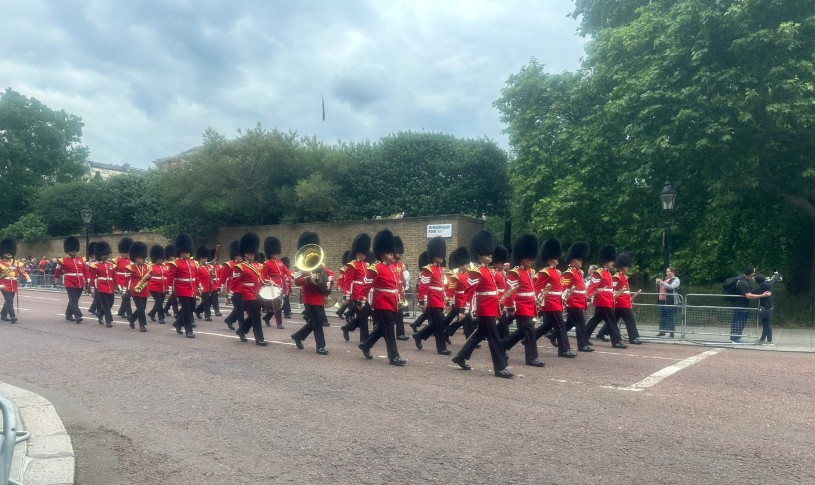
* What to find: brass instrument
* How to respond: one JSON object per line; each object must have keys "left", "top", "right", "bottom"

{"left": 133, "top": 265, "right": 152, "bottom": 292}
{"left": 294, "top": 243, "right": 332, "bottom": 296}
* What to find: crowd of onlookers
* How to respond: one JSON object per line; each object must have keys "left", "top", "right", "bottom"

{"left": 14, "top": 256, "right": 63, "bottom": 288}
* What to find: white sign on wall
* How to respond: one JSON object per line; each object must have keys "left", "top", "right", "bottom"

{"left": 427, "top": 224, "right": 452, "bottom": 238}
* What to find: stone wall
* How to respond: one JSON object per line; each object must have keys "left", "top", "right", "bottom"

{"left": 215, "top": 215, "right": 485, "bottom": 273}
{"left": 14, "top": 232, "right": 170, "bottom": 259}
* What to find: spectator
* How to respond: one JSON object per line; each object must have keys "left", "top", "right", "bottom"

{"left": 730, "top": 267, "right": 771, "bottom": 344}
{"left": 755, "top": 273, "right": 782, "bottom": 345}
{"left": 656, "top": 267, "right": 680, "bottom": 338}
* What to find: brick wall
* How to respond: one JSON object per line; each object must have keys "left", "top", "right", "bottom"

{"left": 15, "top": 232, "right": 170, "bottom": 260}
{"left": 214, "top": 215, "right": 485, "bottom": 274}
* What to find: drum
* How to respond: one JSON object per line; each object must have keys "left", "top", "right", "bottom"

{"left": 258, "top": 284, "right": 283, "bottom": 313}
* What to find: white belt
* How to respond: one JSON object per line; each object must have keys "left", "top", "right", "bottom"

{"left": 572, "top": 290, "right": 586, "bottom": 294}
{"left": 176, "top": 278, "right": 195, "bottom": 282}
{"left": 600, "top": 288, "right": 613, "bottom": 292}
{"left": 242, "top": 282, "right": 255, "bottom": 287}
{"left": 429, "top": 286, "right": 444, "bottom": 291}
{"left": 96, "top": 277, "right": 113, "bottom": 281}
{"left": 455, "top": 290, "right": 465, "bottom": 294}
{"left": 547, "top": 291, "right": 562, "bottom": 296}
{"left": 353, "top": 280, "right": 364, "bottom": 284}
{"left": 374, "top": 288, "right": 398, "bottom": 293}
{"left": 516, "top": 292, "right": 535, "bottom": 297}
{"left": 621, "top": 290, "right": 631, "bottom": 294}
{"left": 64, "top": 272, "right": 84, "bottom": 276}
{"left": 475, "top": 291, "right": 498, "bottom": 296}
{"left": 116, "top": 272, "right": 129, "bottom": 276}
{"left": 150, "top": 276, "right": 164, "bottom": 280}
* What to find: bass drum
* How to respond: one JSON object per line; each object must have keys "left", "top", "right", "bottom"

{"left": 258, "top": 284, "right": 284, "bottom": 313}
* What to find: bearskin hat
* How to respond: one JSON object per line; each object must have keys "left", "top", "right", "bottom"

{"left": 174, "top": 233, "right": 194, "bottom": 255}
{"left": 94, "top": 241, "right": 111, "bottom": 259}
{"left": 372, "top": 229, "right": 396, "bottom": 260}
{"left": 449, "top": 246, "right": 470, "bottom": 268}
{"left": 129, "top": 241, "right": 148, "bottom": 261}
{"left": 87, "top": 241, "right": 96, "bottom": 258}
{"left": 427, "top": 237, "right": 446, "bottom": 260}
{"left": 598, "top": 244, "right": 616, "bottom": 263}
{"left": 394, "top": 236, "right": 404, "bottom": 255}
{"left": 341, "top": 250, "right": 352, "bottom": 265}
{"left": 118, "top": 237, "right": 133, "bottom": 254}
{"left": 196, "top": 245, "right": 211, "bottom": 260}
{"left": 615, "top": 251, "right": 633, "bottom": 268}
{"left": 566, "top": 241, "right": 590, "bottom": 263}
{"left": 297, "top": 231, "right": 320, "bottom": 250}
{"left": 469, "top": 230, "right": 496, "bottom": 259}
{"left": 64, "top": 236, "right": 80, "bottom": 254}
{"left": 351, "top": 233, "right": 371, "bottom": 257}
{"left": 239, "top": 233, "right": 260, "bottom": 256}
{"left": 538, "top": 238, "right": 562, "bottom": 265}
{"left": 281, "top": 256, "right": 291, "bottom": 268}
{"left": 228, "top": 241, "right": 239, "bottom": 260}
{"left": 513, "top": 234, "right": 538, "bottom": 262}
{"left": 418, "top": 251, "right": 429, "bottom": 268}
{"left": 164, "top": 244, "right": 176, "bottom": 259}
{"left": 492, "top": 245, "right": 509, "bottom": 265}
{"left": 0, "top": 238, "right": 17, "bottom": 257}
{"left": 150, "top": 244, "right": 165, "bottom": 263}
{"left": 257, "top": 252, "right": 266, "bottom": 263}
{"left": 264, "top": 236, "right": 282, "bottom": 256}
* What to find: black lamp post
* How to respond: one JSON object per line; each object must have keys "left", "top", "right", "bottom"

{"left": 80, "top": 205, "right": 93, "bottom": 260}
{"left": 659, "top": 181, "right": 677, "bottom": 269}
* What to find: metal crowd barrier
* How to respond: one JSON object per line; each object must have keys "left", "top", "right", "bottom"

{"left": 629, "top": 292, "right": 685, "bottom": 340}
{"left": 1, "top": 396, "right": 30, "bottom": 485}
{"left": 682, "top": 294, "right": 759, "bottom": 344}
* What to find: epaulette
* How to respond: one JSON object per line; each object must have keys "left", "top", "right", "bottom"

{"left": 58, "top": 257, "right": 64, "bottom": 264}
{"left": 167, "top": 260, "right": 178, "bottom": 267}
{"left": 509, "top": 266, "right": 521, "bottom": 276}
{"left": 421, "top": 264, "right": 434, "bottom": 272}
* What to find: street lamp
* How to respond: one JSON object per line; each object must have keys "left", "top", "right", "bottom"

{"left": 659, "top": 180, "right": 677, "bottom": 269}
{"left": 80, "top": 205, "right": 93, "bottom": 260}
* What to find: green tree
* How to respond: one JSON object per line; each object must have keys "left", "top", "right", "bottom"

{"left": 0, "top": 88, "right": 89, "bottom": 229}
{"left": 0, "top": 213, "right": 48, "bottom": 243}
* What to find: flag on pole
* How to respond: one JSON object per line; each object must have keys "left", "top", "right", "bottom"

{"left": 321, "top": 94, "right": 325, "bottom": 122}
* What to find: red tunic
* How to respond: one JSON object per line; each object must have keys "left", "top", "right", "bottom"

{"left": 147, "top": 263, "right": 167, "bottom": 293}
{"left": 417, "top": 264, "right": 446, "bottom": 309}
{"left": 166, "top": 258, "right": 198, "bottom": 298}
{"left": 238, "top": 261, "right": 265, "bottom": 301}
{"left": 261, "top": 259, "right": 290, "bottom": 288}
{"left": 587, "top": 268, "right": 614, "bottom": 308}
{"left": 114, "top": 256, "right": 131, "bottom": 290}
{"left": 452, "top": 272, "right": 471, "bottom": 309}
{"left": 346, "top": 260, "right": 369, "bottom": 301}
{"left": 54, "top": 256, "right": 88, "bottom": 289}
{"left": 90, "top": 261, "right": 116, "bottom": 294}
{"left": 362, "top": 261, "right": 399, "bottom": 312}
{"left": 127, "top": 263, "right": 151, "bottom": 298}
{"left": 462, "top": 265, "right": 500, "bottom": 318}
{"left": 613, "top": 272, "right": 633, "bottom": 309}
{"left": 394, "top": 261, "right": 406, "bottom": 303}
{"left": 535, "top": 267, "right": 564, "bottom": 312}
{"left": 293, "top": 265, "right": 334, "bottom": 306}
{"left": 505, "top": 266, "right": 536, "bottom": 317}
{"left": 562, "top": 268, "right": 587, "bottom": 309}
{"left": 0, "top": 259, "right": 29, "bottom": 293}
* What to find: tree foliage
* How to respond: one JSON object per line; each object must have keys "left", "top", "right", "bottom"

{"left": 0, "top": 213, "right": 48, "bottom": 243}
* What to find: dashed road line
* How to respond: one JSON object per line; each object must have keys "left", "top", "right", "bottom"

{"left": 605, "top": 348, "right": 722, "bottom": 392}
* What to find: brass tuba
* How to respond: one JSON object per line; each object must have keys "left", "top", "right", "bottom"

{"left": 294, "top": 244, "right": 332, "bottom": 296}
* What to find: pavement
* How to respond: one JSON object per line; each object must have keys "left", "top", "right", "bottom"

{"left": 0, "top": 289, "right": 815, "bottom": 485}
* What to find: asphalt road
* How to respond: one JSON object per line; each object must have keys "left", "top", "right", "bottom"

{"left": 1, "top": 289, "right": 813, "bottom": 484}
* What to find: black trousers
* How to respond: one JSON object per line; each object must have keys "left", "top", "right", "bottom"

{"left": 410, "top": 310, "right": 428, "bottom": 330}
{"left": 362, "top": 309, "right": 400, "bottom": 360}
{"left": 262, "top": 305, "right": 283, "bottom": 326}
{"left": 163, "top": 293, "right": 178, "bottom": 316}
{"left": 148, "top": 291, "right": 166, "bottom": 321}
{"left": 496, "top": 313, "right": 510, "bottom": 339}
{"left": 282, "top": 294, "right": 292, "bottom": 317}
{"left": 178, "top": 296, "right": 195, "bottom": 334}
{"left": 225, "top": 293, "right": 245, "bottom": 327}
{"left": 293, "top": 304, "right": 326, "bottom": 350}
{"left": 195, "top": 292, "right": 212, "bottom": 318}
{"left": 445, "top": 307, "right": 474, "bottom": 338}
{"left": 598, "top": 308, "right": 640, "bottom": 342}
{"left": 502, "top": 315, "right": 538, "bottom": 363}
{"left": 65, "top": 287, "right": 84, "bottom": 320}
{"left": 455, "top": 316, "right": 508, "bottom": 372}
{"left": 117, "top": 292, "right": 132, "bottom": 318}
{"left": 1, "top": 290, "right": 15, "bottom": 319}
{"left": 564, "top": 307, "right": 591, "bottom": 347}
{"left": 342, "top": 301, "right": 370, "bottom": 342}
{"left": 417, "top": 307, "right": 448, "bottom": 352}
{"left": 535, "top": 311, "right": 572, "bottom": 353}
{"left": 238, "top": 299, "right": 265, "bottom": 342}
{"left": 97, "top": 292, "right": 113, "bottom": 325}
{"left": 89, "top": 290, "right": 99, "bottom": 315}
{"left": 395, "top": 310, "right": 406, "bottom": 337}
{"left": 585, "top": 307, "right": 623, "bottom": 344}
{"left": 129, "top": 295, "right": 147, "bottom": 328}
{"left": 210, "top": 291, "right": 220, "bottom": 314}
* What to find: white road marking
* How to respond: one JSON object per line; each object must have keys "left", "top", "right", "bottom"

{"left": 594, "top": 350, "right": 683, "bottom": 361}
{"left": 194, "top": 331, "right": 297, "bottom": 346}
{"left": 606, "top": 348, "right": 722, "bottom": 392}
{"left": 23, "top": 296, "right": 64, "bottom": 301}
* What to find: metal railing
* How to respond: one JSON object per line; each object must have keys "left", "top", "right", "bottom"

{"left": 683, "top": 294, "right": 759, "bottom": 344}
{"left": 1, "top": 396, "right": 30, "bottom": 485}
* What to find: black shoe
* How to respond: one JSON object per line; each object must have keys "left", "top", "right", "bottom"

{"left": 657, "top": 332, "right": 666, "bottom": 336}
{"left": 579, "top": 345, "right": 595, "bottom": 352}
{"left": 342, "top": 327, "right": 350, "bottom": 342}
{"left": 316, "top": 348, "right": 328, "bottom": 355}
{"left": 396, "top": 335, "right": 410, "bottom": 341}
{"left": 159, "top": 319, "right": 165, "bottom": 324}
{"left": 612, "top": 342, "right": 628, "bottom": 349}
{"left": 129, "top": 319, "right": 135, "bottom": 329}
{"left": 546, "top": 332, "right": 558, "bottom": 348}
{"left": 227, "top": 323, "right": 235, "bottom": 330}
{"left": 66, "top": 316, "right": 75, "bottom": 322}
{"left": 174, "top": 323, "right": 183, "bottom": 335}
{"left": 596, "top": 334, "right": 609, "bottom": 342}
{"left": 205, "top": 317, "right": 212, "bottom": 322}
{"left": 116, "top": 312, "right": 125, "bottom": 318}
{"left": 10, "top": 317, "right": 17, "bottom": 324}
{"left": 236, "top": 330, "right": 247, "bottom": 342}
{"left": 390, "top": 356, "right": 406, "bottom": 366}
{"left": 0, "top": 316, "right": 9, "bottom": 322}
{"left": 196, "top": 313, "right": 203, "bottom": 320}
{"left": 149, "top": 314, "right": 156, "bottom": 322}
{"left": 256, "top": 340, "right": 268, "bottom": 346}
{"left": 452, "top": 355, "right": 471, "bottom": 370}
{"left": 558, "top": 350, "right": 577, "bottom": 358}
{"left": 495, "top": 369, "right": 514, "bottom": 379}
{"left": 140, "top": 326, "right": 147, "bottom": 332}
{"left": 413, "top": 334, "right": 422, "bottom": 350}
{"left": 264, "top": 320, "right": 271, "bottom": 327}
{"left": 214, "top": 312, "right": 222, "bottom": 317}
{"left": 445, "top": 335, "right": 452, "bottom": 345}
{"left": 526, "top": 359, "right": 545, "bottom": 367}
{"left": 106, "top": 322, "right": 112, "bottom": 328}
{"left": 292, "top": 335, "right": 304, "bottom": 350}
{"left": 335, "top": 309, "right": 344, "bottom": 318}
{"left": 186, "top": 332, "right": 195, "bottom": 338}
{"left": 322, "top": 322, "right": 329, "bottom": 327}
{"left": 75, "top": 317, "right": 84, "bottom": 324}
{"left": 284, "top": 314, "right": 291, "bottom": 319}
{"left": 410, "top": 322, "right": 420, "bottom": 332}
{"left": 277, "top": 324, "right": 285, "bottom": 329}
{"left": 438, "top": 349, "right": 451, "bottom": 356}
{"left": 630, "top": 338, "right": 642, "bottom": 345}
{"left": 98, "top": 317, "right": 104, "bottom": 325}
{"left": 358, "top": 343, "right": 372, "bottom": 359}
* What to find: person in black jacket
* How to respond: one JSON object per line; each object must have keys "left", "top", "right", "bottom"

{"left": 755, "top": 273, "right": 782, "bottom": 344}
{"left": 730, "top": 267, "right": 771, "bottom": 344}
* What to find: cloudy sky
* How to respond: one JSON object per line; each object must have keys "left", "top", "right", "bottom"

{"left": 1, "top": 0, "right": 586, "bottom": 169}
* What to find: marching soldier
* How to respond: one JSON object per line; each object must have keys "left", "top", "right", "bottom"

{"left": 54, "top": 236, "right": 87, "bottom": 324}
{"left": 194, "top": 245, "right": 213, "bottom": 321}
{"left": 408, "top": 251, "right": 430, "bottom": 332}
{"left": 443, "top": 246, "right": 473, "bottom": 340}
{"left": 166, "top": 234, "right": 198, "bottom": 338}
{"left": 281, "top": 256, "right": 293, "bottom": 319}
{"left": 162, "top": 244, "right": 178, "bottom": 318}
{"left": 87, "top": 241, "right": 100, "bottom": 317}
{"left": 585, "top": 245, "right": 627, "bottom": 348}
{"left": 561, "top": 241, "right": 594, "bottom": 352}
{"left": 235, "top": 233, "right": 267, "bottom": 346}
{"left": 1, "top": 239, "right": 30, "bottom": 323}
{"left": 291, "top": 231, "right": 333, "bottom": 354}
{"left": 500, "top": 234, "right": 545, "bottom": 367}
{"left": 414, "top": 237, "right": 450, "bottom": 355}
{"left": 209, "top": 248, "right": 222, "bottom": 317}
{"left": 126, "top": 242, "right": 150, "bottom": 332}
{"left": 451, "top": 230, "right": 513, "bottom": 378}
{"left": 115, "top": 237, "right": 134, "bottom": 319}
{"left": 146, "top": 245, "right": 167, "bottom": 324}
{"left": 492, "top": 245, "right": 510, "bottom": 339}
{"left": 533, "top": 238, "right": 576, "bottom": 358}
{"left": 340, "top": 233, "right": 372, "bottom": 343}
{"left": 393, "top": 236, "right": 411, "bottom": 341}
{"left": 89, "top": 242, "right": 115, "bottom": 327}
{"left": 221, "top": 241, "right": 243, "bottom": 330}
{"left": 358, "top": 229, "right": 406, "bottom": 365}
{"left": 596, "top": 252, "right": 643, "bottom": 344}
{"left": 261, "top": 236, "right": 290, "bottom": 329}
{"left": 334, "top": 250, "right": 353, "bottom": 321}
